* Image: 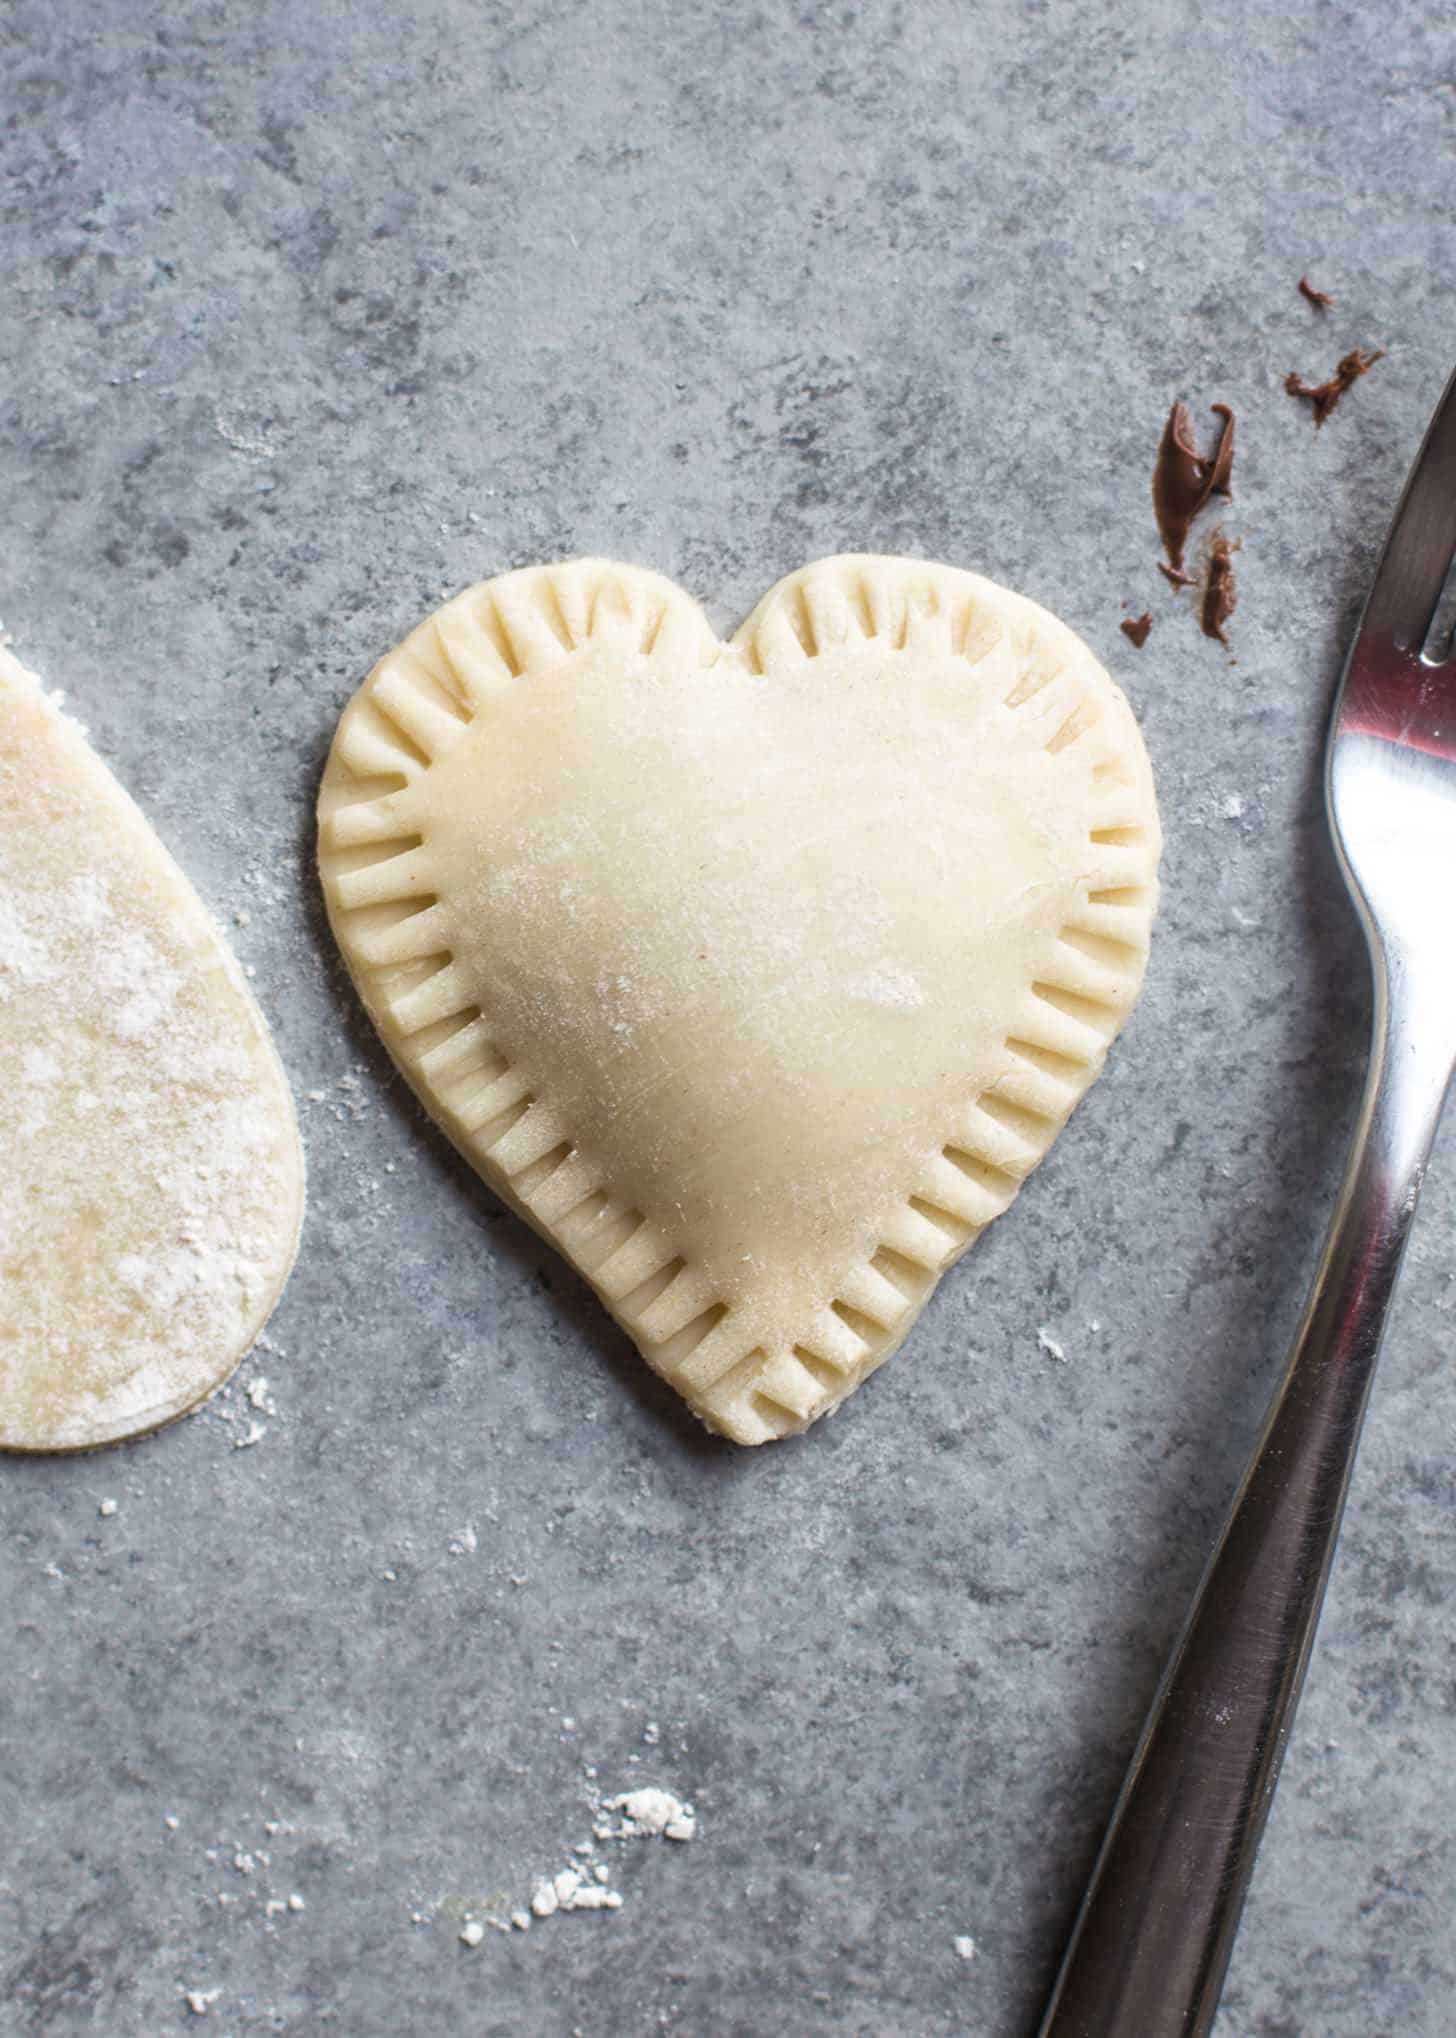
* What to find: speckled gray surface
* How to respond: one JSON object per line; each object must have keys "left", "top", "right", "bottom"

{"left": 4, "top": 2, "right": 1456, "bottom": 2033}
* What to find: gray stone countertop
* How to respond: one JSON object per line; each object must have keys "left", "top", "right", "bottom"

{"left": 4, "top": 1, "right": 1456, "bottom": 2032}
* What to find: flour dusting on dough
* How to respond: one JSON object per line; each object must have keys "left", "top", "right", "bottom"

{"left": 845, "top": 964, "right": 927, "bottom": 1011}
{"left": 1, "top": 862, "right": 285, "bottom": 1428}
{"left": 0, "top": 652, "right": 303, "bottom": 1449}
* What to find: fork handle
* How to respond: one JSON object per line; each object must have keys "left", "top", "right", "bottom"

{"left": 1038, "top": 944, "right": 1455, "bottom": 2038}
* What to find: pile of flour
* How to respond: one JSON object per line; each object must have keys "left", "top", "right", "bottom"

{"left": 455, "top": 1786, "right": 697, "bottom": 1944}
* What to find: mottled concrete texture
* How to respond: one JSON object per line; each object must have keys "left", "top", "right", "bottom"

{"left": 4, "top": 1, "right": 1456, "bottom": 2032}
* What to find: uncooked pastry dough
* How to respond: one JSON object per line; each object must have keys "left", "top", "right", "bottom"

{"left": 319, "top": 556, "right": 1160, "bottom": 1443}
{"left": 0, "top": 649, "right": 304, "bottom": 1450}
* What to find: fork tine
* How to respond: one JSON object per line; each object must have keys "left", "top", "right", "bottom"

{"left": 1358, "top": 363, "right": 1456, "bottom": 656}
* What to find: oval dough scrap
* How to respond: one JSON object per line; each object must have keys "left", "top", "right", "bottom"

{"left": 319, "top": 555, "right": 1160, "bottom": 1445}
{"left": 0, "top": 648, "right": 305, "bottom": 1450}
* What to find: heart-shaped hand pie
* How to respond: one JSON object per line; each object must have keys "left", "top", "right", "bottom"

{"left": 318, "top": 556, "right": 1160, "bottom": 1443}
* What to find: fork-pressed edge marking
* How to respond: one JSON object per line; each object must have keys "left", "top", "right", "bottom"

{"left": 319, "top": 556, "right": 1157, "bottom": 1442}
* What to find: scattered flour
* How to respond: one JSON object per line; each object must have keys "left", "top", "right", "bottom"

{"left": 213, "top": 407, "right": 284, "bottom": 460}
{"left": 606, "top": 1788, "right": 696, "bottom": 1841}
{"left": 954, "top": 1935, "right": 976, "bottom": 1961}
{"left": 202, "top": 1338, "right": 286, "bottom": 1453}
{"left": 180, "top": 1817, "right": 308, "bottom": 1930}
{"left": 184, "top": 1988, "right": 221, "bottom": 2016}
{"left": 530, "top": 1867, "right": 623, "bottom": 1918}
{"left": 1037, "top": 1327, "right": 1067, "bottom": 1364}
{"left": 451, "top": 1782, "right": 697, "bottom": 1944}
{"left": 98, "top": 1497, "right": 118, "bottom": 1518}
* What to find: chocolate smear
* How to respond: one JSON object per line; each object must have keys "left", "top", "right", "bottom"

{"left": 1157, "top": 560, "right": 1194, "bottom": 589}
{"left": 1120, "top": 611, "right": 1153, "bottom": 649}
{"left": 1153, "top": 401, "right": 1235, "bottom": 574}
{"left": 1285, "top": 346, "right": 1384, "bottom": 427}
{"left": 1200, "top": 532, "right": 1239, "bottom": 646}
{"left": 1297, "top": 275, "right": 1336, "bottom": 311}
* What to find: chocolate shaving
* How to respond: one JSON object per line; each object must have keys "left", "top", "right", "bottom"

{"left": 1297, "top": 275, "right": 1335, "bottom": 311}
{"left": 1153, "top": 401, "right": 1235, "bottom": 574}
{"left": 1120, "top": 611, "right": 1152, "bottom": 649}
{"left": 1285, "top": 347, "right": 1384, "bottom": 427}
{"left": 1200, "top": 533, "right": 1239, "bottom": 646}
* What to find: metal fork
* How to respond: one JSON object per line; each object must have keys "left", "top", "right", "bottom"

{"left": 1038, "top": 365, "right": 1456, "bottom": 2038}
